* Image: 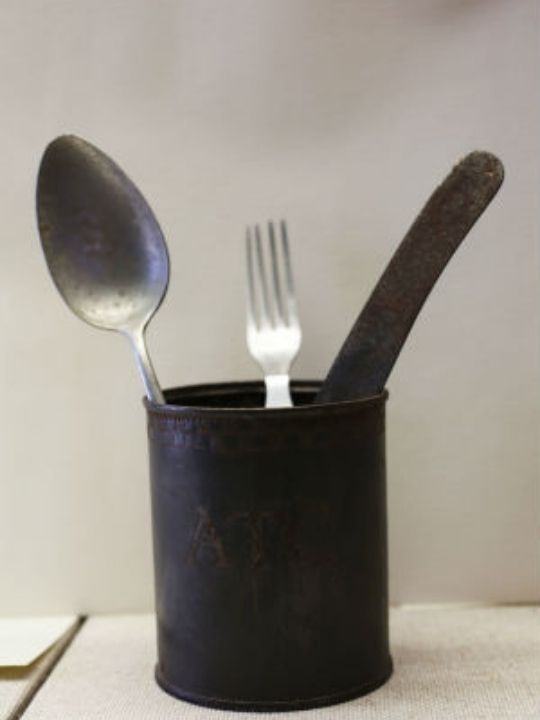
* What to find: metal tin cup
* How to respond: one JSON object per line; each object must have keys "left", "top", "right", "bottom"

{"left": 144, "top": 380, "right": 392, "bottom": 712}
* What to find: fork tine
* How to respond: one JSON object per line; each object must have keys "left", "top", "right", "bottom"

{"left": 254, "top": 224, "right": 271, "bottom": 326}
{"left": 280, "top": 220, "right": 299, "bottom": 327}
{"left": 268, "top": 221, "right": 284, "bottom": 323}
{"left": 245, "top": 218, "right": 301, "bottom": 408}
{"left": 246, "top": 227, "right": 258, "bottom": 329}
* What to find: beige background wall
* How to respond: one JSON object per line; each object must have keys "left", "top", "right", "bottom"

{"left": 0, "top": 0, "right": 538, "bottom": 615}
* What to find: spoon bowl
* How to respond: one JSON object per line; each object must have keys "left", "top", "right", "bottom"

{"left": 37, "top": 135, "right": 169, "bottom": 403}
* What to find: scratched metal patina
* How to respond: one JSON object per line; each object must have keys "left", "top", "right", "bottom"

{"left": 145, "top": 381, "right": 391, "bottom": 711}
{"left": 316, "top": 151, "right": 504, "bottom": 403}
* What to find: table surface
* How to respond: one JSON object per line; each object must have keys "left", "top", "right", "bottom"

{"left": 1, "top": 606, "right": 538, "bottom": 719}
{"left": 0, "top": 618, "right": 82, "bottom": 720}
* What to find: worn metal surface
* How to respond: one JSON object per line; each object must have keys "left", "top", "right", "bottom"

{"left": 37, "top": 135, "right": 169, "bottom": 403}
{"left": 316, "top": 151, "right": 505, "bottom": 404}
{"left": 145, "top": 381, "right": 392, "bottom": 712}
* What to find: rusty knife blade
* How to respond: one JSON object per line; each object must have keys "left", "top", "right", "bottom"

{"left": 315, "top": 151, "right": 504, "bottom": 404}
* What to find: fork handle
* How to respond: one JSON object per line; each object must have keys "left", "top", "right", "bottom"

{"left": 265, "top": 374, "right": 293, "bottom": 408}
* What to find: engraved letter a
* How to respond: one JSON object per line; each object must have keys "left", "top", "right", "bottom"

{"left": 187, "top": 508, "right": 228, "bottom": 568}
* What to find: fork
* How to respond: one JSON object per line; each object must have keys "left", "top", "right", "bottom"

{"left": 246, "top": 220, "right": 302, "bottom": 408}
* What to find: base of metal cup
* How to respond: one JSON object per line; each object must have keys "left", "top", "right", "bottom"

{"left": 155, "top": 660, "right": 393, "bottom": 713}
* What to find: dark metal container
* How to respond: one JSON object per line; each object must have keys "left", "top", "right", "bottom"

{"left": 144, "top": 380, "right": 392, "bottom": 712}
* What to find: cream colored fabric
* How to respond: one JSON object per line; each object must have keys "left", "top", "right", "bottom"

{"left": 0, "top": 666, "right": 36, "bottom": 720}
{"left": 21, "top": 607, "right": 540, "bottom": 719}
{"left": 0, "top": 618, "right": 82, "bottom": 720}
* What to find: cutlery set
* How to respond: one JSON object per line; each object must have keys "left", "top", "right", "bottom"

{"left": 37, "top": 134, "right": 504, "bottom": 408}
{"left": 34, "top": 134, "right": 507, "bottom": 711}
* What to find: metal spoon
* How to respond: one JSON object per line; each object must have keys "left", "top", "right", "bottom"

{"left": 315, "top": 151, "right": 504, "bottom": 404}
{"left": 36, "top": 135, "right": 169, "bottom": 404}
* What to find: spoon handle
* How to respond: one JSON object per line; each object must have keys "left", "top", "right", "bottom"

{"left": 127, "top": 328, "right": 165, "bottom": 404}
{"left": 315, "top": 151, "right": 504, "bottom": 404}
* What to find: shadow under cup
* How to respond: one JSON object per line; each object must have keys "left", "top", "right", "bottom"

{"left": 144, "top": 381, "right": 392, "bottom": 712}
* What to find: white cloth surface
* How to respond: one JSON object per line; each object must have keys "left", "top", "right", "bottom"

{"left": 20, "top": 606, "right": 539, "bottom": 719}
{"left": 0, "top": 618, "right": 81, "bottom": 720}
{"left": 0, "top": 665, "right": 37, "bottom": 720}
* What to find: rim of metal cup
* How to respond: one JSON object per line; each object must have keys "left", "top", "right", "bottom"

{"left": 143, "top": 380, "right": 388, "bottom": 418}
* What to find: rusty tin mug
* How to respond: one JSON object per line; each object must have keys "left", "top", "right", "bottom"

{"left": 144, "top": 380, "right": 392, "bottom": 712}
